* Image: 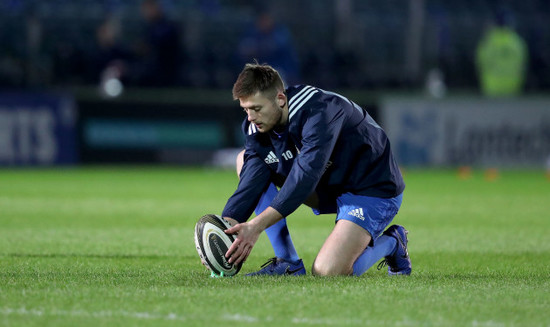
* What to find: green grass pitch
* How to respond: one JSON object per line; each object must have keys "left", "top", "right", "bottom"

{"left": 1, "top": 167, "right": 549, "bottom": 326}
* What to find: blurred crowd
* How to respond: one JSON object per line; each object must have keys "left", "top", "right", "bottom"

{"left": 0, "top": 0, "right": 549, "bottom": 93}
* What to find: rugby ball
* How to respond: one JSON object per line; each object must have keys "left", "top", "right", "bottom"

{"left": 194, "top": 214, "right": 242, "bottom": 276}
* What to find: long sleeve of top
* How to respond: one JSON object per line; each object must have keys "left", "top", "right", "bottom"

{"left": 221, "top": 141, "right": 272, "bottom": 223}
{"left": 221, "top": 85, "right": 405, "bottom": 223}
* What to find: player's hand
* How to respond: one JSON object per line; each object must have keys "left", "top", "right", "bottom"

{"left": 199, "top": 257, "right": 208, "bottom": 268}
{"left": 224, "top": 221, "right": 261, "bottom": 266}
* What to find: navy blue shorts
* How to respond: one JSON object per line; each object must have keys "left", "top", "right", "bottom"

{"left": 314, "top": 192, "right": 403, "bottom": 243}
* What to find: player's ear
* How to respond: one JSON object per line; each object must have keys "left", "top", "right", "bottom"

{"left": 276, "top": 92, "right": 286, "bottom": 108}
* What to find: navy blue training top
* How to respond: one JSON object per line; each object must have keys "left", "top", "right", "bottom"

{"left": 222, "top": 85, "right": 405, "bottom": 223}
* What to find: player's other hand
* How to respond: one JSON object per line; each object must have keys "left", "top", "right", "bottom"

{"left": 199, "top": 258, "right": 208, "bottom": 268}
{"left": 224, "top": 221, "right": 261, "bottom": 266}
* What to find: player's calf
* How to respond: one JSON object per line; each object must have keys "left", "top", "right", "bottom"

{"left": 312, "top": 220, "right": 371, "bottom": 276}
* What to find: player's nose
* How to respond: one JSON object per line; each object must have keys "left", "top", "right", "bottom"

{"left": 247, "top": 111, "right": 256, "bottom": 122}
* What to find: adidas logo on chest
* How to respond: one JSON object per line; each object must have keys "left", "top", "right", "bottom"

{"left": 264, "top": 151, "right": 279, "bottom": 164}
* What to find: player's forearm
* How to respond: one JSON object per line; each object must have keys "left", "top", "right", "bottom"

{"left": 250, "top": 206, "right": 283, "bottom": 232}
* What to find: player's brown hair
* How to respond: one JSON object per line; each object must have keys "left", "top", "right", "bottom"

{"left": 232, "top": 63, "right": 285, "bottom": 100}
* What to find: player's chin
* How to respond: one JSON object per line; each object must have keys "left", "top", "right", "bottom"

{"left": 256, "top": 125, "right": 269, "bottom": 133}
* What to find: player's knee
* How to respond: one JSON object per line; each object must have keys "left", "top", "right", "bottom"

{"left": 235, "top": 150, "right": 245, "bottom": 177}
{"left": 311, "top": 258, "right": 350, "bottom": 277}
{"left": 311, "top": 260, "right": 327, "bottom": 276}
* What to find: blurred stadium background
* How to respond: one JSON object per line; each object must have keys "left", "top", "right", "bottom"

{"left": 0, "top": 0, "right": 549, "bottom": 169}
{"left": 2, "top": 2, "right": 549, "bottom": 325}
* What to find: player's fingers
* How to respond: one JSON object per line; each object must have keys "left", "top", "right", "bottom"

{"left": 228, "top": 244, "right": 244, "bottom": 264}
{"left": 234, "top": 244, "right": 250, "bottom": 265}
{"left": 225, "top": 224, "right": 240, "bottom": 235}
{"left": 226, "top": 238, "right": 240, "bottom": 258}
{"left": 227, "top": 238, "right": 245, "bottom": 263}
{"left": 242, "top": 247, "right": 251, "bottom": 263}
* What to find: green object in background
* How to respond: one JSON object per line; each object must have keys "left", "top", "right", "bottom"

{"left": 85, "top": 119, "right": 225, "bottom": 149}
{"left": 476, "top": 26, "right": 528, "bottom": 96}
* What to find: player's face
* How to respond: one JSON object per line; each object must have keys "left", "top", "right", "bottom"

{"left": 239, "top": 92, "right": 285, "bottom": 133}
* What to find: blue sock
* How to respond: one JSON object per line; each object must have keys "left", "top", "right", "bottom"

{"left": 255, "top": 183, "right": 300, "bottom": 263}
{"left": 352, "top": 235, "right": 397, "bottom": 276}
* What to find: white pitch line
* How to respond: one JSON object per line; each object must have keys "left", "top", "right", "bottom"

{"left": 1, "top": 307, "right": 510, "bottom": 326}
{"left": 222, "top": 313, "right": 259, "bottom": 323}
{"left": 472, "top": 320, "right": 506, "bottom": 327}
{"left": 1, "top": 307, "right": 368, "bottom": 325}
{"left": 0, "top": 307, "right": 186, "bottom": 322}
